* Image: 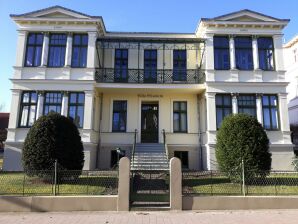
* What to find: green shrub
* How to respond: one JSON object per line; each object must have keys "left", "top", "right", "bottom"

{"left": 215, "top": 113, "right": 271, "bottom": 180}
{"left": 22, "top": 113, "right": 84, "bottom": 176}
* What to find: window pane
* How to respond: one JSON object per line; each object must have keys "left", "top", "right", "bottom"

{"left": 271, "top": 108, "right": 278, "bottom": 129}
{"left": 180, "top": 113, "right": 187, "bottom": 131}
{"left": 31, "top": 92, "right": 37, "bottom": 103}
{"left": 20, "top": 106, "right": 29, "bottom": 126}
{"left": 77, "top": 106, "right": 84, "bottom": 128}
{"left": 180, "top": 102, "right": 187, "bottom": 111}
{"left": 82, "top": 35, "right": 88, "bottom": 45}
{"left": 270, "top": 96, "right": 277, "bottom": 106}
{"left": 80, "top": 48, "right": 87, "bottom": 67}
{"left": 173, "top": 113, "right": 180, "bottom": 132}
{"left": 216, "top": 108, "right": 223, "bottom": 128}
{"left": 23, "top": 93, "right": 30, "bottom": 103}
{"left": 235, "top": 37, "right": 253, "bottom": 70}
{"left": 78, "top": 93, "right": 85, "bottom": 104}
{"left": 263, "top": 108, "right": 271, "bottom": 129}
{"left": 71, "top": 47, "right": 80, "bottom": 67}
{"left": 28, "top": 105, "right": 36, "bottom": 126}
{"left": 262, "top": 95, "right": 269, "bottom": 106}
{"left": 173, "top": 102, "right": 179, "bottom": 111}
{"left": 70, "top": 93, "right": 77, "bottom": 103}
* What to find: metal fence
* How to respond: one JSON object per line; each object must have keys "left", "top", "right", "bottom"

{"left": 0, "top": 170, "right": 118, "bottom": 196}
{"left": 182, "top": 170, "right": 298, "bottom": 196}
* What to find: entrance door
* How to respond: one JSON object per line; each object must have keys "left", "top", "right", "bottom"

{"left": 141, "top": 103, "right": 158, "bottom": 143}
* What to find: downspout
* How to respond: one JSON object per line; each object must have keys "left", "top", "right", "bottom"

{"left": 197, "top": 94, "right": 204, "bottom": 170}
{"left": 95, "top": 93, "right": 103, "bottom": 168}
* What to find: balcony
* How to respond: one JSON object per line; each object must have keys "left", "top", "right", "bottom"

{"left": 95, "top": 68, "right": 205, "bottom": 84}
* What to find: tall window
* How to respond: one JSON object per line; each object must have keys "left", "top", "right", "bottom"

{"left": 258, "top": 37, "right": 274, "bottom": 70}
{"left": 174, "top": 151, "right": 189, "bottom": 169}
{"left": 214, "top": 36, "right": 230, "bottom": 70}
{"left": 235, "top": 36, "right": 253, "bottom": 70}
{"left": 112, "top": 101, "right": 127, "bottom": 132}
{"left": 173, "top": 101, "right": 187, "bottom": 132}
{"left": 144, "top": 49, "right": 157, "bottom": 83}
{"left": 19, "top": 92, "right": 37, "bottom": 127}
{"left": 44, "top": 92, "right": 62, "bottom": 115}
{"left": 173, "top": 50, "right": 187, "bottom": 81}
{"left": 71, "top": 34, "right": 88, "bottom": 68}
{"left": 48, "top": 34, "right": 67, "bottom": 67}
{"left": 238, "top": 95, "right": 256, "bottom": 116}
{"left": 114, "top": 49, "right": 128, "bottom": 82}
{"left": 24, "top": 33, "right": 43, "bottom": 67}
{"left": 262, "top": 95, "right": 279, "bottom": 130}
{"left": 68, "top": 92, "right": 85, "bottom": 128}
{"left": 216, "top": 94, "right": 232, "bottom": 129}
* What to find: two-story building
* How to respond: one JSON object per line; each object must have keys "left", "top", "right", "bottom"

{"left": 3, "top": 6, "right": 294, "bottom": 171}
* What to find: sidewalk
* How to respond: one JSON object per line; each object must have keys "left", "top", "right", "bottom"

{"left": 1, "top": 210, "right": 298, "bottom": 224}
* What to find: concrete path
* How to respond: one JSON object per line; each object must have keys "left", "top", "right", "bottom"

{"left": 1, "top": 210, "right": 298, "bottom": 224}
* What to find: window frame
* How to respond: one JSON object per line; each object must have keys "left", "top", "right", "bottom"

{"left": 18, "top": 91, "right": 37, "bottom": 128}
{"left": 173, "top": 50, "right": 187, "bottom": 81}
{"left": 24, "top": 33, "right": 44, "bottom": 67}
{"left": 112, "top": 100, "right": 127, "bottom": 132}
{"left": 173, "top": 101, "right": 188, "bottom": 133}
{"left": 43, "top": 92, "right": 63, "bottom": 115}
{"left": 238, "top": 94, "right": 257, "bottom": 117}
{"left": 262, "top": 94, "right": 280, "bottom": 130}
{"left": 71, "top": 34, "right": 88, "bottom": 68}
{"left": 144, "top": 49, "right": 158, "bottom": 83}
{"left": 114, "top": 49, "right": 129, "bottom": 82}
{"left": 216, "top": 94, "right": 232, "bottom": 129}
{"left": 258, "top": 37, "right": 275, "bottom": 71}
{"left": 48, "top": 33, "right": 67, "bottom": 67}
{"left": 235, "top": 36, "right": 254, "bottom": 70}
{"left": 68, "top": 92, "right": 85, "bottom": 128}
{"left": 213, "top": 36, "right": 231, "bottom": 70}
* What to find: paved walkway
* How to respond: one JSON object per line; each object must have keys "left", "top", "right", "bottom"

{"left": 1, "top": 210, "right": 298, "bottom": 224}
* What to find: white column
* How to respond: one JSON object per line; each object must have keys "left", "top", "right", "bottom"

{"left": 278, "top": 93, "right": 290, "bottom": 132}
{"left": 87, "top": 32, "right": 98, "bottom": 68}
{"left": 41, "top": 32, "right": 49, "bottom": 66}
{"left": 232, "top": 93, "right": 238, "bottom": 114}
{"left": 15, "top": 31, "right": 27, "bottom": 67}
{"left": 229, "top": 36, "right": 236, "bottom": 69}
{"left": 36, "top": 91, "right": 44, "bottom": 119}
{"left": 65, "top": 33, "right": 73, "bottom": 67}
{"left": 205, "top": 33, "right": 214, "bottom": 70}
{"left": 273, "top": 34, "right": 285, "bottom": 71}
{"left": 252, "top": 36, "right": 259, "bottom": 70}
{"left": 8, "top": 90, "right": 22, "bottom": 129}
{"left": 256, "top": 94, "right": 263, "bottom": 124}
{"left": 83, "top": 90, "right": 94, "bottom": 129}
{"left": 61, "top": 92, "right": 69, "bottom": 117}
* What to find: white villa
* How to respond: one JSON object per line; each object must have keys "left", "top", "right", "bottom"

{"left": 3, "top": 6, "right": 294, "bottom": 171}
{"left": 284, "top": 35, "right": 298, "bottom": 126}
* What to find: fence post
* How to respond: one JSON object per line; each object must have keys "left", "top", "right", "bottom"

{"left": 170, "top": 157, "right": 182, "bottom": 210}
{"left": 54, "top": 159, "right": 57, "bottom": 196}
{"left": 117, "top": 157, "right": 130, "bottom": 211}
{"left": 242, "top": 159, "right": 246, "bottom": 196}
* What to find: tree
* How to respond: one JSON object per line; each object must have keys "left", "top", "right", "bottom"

{"left": 22, "top": 113, "right": 84, "bottom": 175}
{"left": 215, "top": 113, "right": 271, "bottom": 179}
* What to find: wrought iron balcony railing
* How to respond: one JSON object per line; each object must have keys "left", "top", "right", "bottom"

{"left": 95, "top": 68, "right": 205, "bottom": 84}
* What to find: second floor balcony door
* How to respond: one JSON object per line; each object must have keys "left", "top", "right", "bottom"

{"left": 115, "top": 49, "right": 128, "bottom": 82}
{"left": 173, "top": 50, "right": 187, "bottom": 81}
{"left": 144, "top": 50, "right": 157, "bottom": 83}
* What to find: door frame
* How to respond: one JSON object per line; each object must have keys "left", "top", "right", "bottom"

{"left": 138, "top": 99, "right": 160, "bottom": 143}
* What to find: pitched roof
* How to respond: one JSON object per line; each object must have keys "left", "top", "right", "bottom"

{"left": 10, "top": 5, "right": 102, "bottom": 19}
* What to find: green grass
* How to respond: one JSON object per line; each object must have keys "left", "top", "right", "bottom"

{"left": 184, "top": 174, "right": 298, "bottom": 196}
{"left": 0, "top": 172, "right": 118, "bottom": 196}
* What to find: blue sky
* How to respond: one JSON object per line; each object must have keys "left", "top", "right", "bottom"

{"left": 0, "top": 0, "right": 298, "bottom": 112}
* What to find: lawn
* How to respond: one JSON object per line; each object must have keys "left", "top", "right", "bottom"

{"left": 0, "top": 172, "right": 118, "bottom": 196}
{"left": 183, "top": 173, "right": 298, "bottom": 196}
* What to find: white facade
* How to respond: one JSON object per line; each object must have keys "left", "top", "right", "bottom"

{"left": 284, "top": 35, "right": 298, "bottom": 125}
{"left": 3, "top": 6, "right": 294, "bottom": 171}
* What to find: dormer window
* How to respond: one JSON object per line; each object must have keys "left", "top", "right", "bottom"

{"left": 258, "top": 37, "right": 275, "bottom": 71}
{"left": 235, "top": 36, "right": 253, "bottom": 70}
{"left": 24, "top": 33, "right": 43, "bottom": 67}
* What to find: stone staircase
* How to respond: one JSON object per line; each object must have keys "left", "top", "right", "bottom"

{"left": 130, "top": 143, "right": 169, "bottom": 171}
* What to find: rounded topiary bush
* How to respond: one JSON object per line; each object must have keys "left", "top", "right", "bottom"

{"left": 23, "top": 113, "right": 84, "bottom": 175}
{"left": 215, "top": 113, "right": 271, "bottom": 179}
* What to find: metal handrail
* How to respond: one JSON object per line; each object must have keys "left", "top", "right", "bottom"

{"left": 162, "top": 129, "right": 169, "bottom": 160}
{"left": 131, "top": 129, "right": 137, "bottom": 167}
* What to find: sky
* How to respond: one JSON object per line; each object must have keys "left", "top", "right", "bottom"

{"left": 0, "top": 0, "right": 298, "bottom": 112}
